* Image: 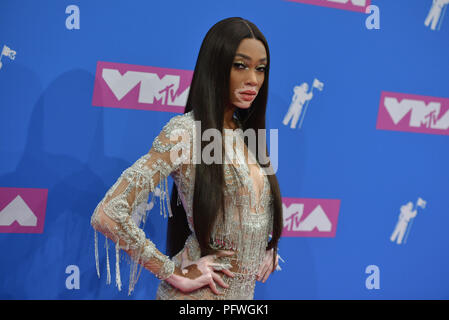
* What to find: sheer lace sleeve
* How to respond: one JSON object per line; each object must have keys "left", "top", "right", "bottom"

{"left": 90, "top": 113, "right": 193, "bottom": 295}
{"left": 268, "top": 198, "right": 284, "bottom": 271}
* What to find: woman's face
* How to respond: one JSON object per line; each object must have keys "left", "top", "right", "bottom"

{"left": 229, "top": 38, "right": 267, "bottom": 110}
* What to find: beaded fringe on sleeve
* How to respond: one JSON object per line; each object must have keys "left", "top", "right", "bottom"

{"left": 90, "top": 154, "right": 176, "bottom": 295}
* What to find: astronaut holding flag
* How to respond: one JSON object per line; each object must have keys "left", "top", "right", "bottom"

{"left": 0, "top": 45, "right": 17, "bottom": 70}
{"left": 390, "top": 197, "right": 426, "bottom": 245}
{"left": 282, "top": 78, "right": 324, "bottom": 130}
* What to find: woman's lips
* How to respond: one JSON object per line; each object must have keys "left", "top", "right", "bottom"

{"left": 239, "top": 92, "right": 256, "bottom": 102}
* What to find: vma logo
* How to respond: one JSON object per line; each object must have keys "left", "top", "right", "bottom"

{"left": 0, "top": 187, "right": 48, "bottom": 233}
{"left": 286, "top": 0, "right": 371, "bottom": 13}
{"left": 282, "top": 197, "right": 341, "bottom": 237}
{"left": 377, "top": 91, "right": 449, "bottom": 136}
{"left": 92, "top": 61, "right": 193, "bottom": 113}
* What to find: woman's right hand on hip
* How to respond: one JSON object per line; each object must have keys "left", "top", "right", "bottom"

{"left": 165, "top": 249, "right": 235, "bottom": 295}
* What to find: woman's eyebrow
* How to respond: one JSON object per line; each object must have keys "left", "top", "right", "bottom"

{"left": 235, "top": 53, "right": 267, "bottom": 62}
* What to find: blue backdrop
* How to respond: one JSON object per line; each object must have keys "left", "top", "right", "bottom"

{"left": 1, "top": 0, "right": 448, "bottom": 300}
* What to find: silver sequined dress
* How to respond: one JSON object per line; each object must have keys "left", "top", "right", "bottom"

{"left": 90, "top": 111, "right": 275, "bottom": 299}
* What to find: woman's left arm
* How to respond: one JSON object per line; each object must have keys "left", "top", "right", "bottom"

{"left": 256, "top": 248, "right": 279, "bottom": 283}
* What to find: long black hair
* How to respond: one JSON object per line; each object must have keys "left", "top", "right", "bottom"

{"left": 166, "top": 17, "right": 283, "bottom": 272}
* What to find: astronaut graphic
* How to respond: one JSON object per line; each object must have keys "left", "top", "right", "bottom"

{"left": 283, "top": 78, "right": 323, "bottom": 129}
{"left": 390, "top": 198, "right": 426, "bottom": 245}
{"left": 424, "top": 0, "right": 449, "bottom": 31}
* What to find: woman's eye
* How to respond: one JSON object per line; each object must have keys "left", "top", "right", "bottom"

{"left": 234, "top": 62, "right": 246, "bottom": 69}
{"left": 233, "top": 62, "right": 266, "bottom": 72}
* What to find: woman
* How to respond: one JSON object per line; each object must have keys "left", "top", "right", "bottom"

{"left": 90, "top": 17, "right": 283, "bottom": 300}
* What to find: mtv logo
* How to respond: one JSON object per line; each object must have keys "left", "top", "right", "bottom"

{"left": 282, "top": 197, "right": 341, "bottom": 237}
{"left": 92, "top": 61, "right": 193, "bottom": 113}
{"left": 0, "top": 187, "right": 48, "bottom": 233}
{"left": 286, "top": 0, "right": 371, "bottom": 13}
{"left": 377, "top": 91, "right": 449, "bottom": 136}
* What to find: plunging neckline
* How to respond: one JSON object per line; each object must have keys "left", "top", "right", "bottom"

{"left": 224, "top": 128, "right": 269, "bottom": 214}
